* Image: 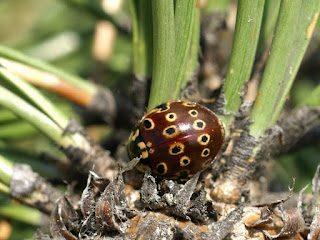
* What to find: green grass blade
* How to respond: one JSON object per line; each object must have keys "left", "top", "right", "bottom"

{"left": 0, "top": 182, "right": 9, "bottom": 193}
{"left": 0, "top": 67, "right": 69, "bottom": 128}
{"left": 257, "top": 0, "right": 280, "bottom": 51}
{"left": 0, "top": 203, "right": 41, "bottom": 225}
{"left": 172, "top": 0, "right": 196, "bottom": 99}
{"left": 221, "top": 0, "right": 265, "bottom": 129}
{"left": 130, "top": 0, "right": 153, "bottom": 77}
{"left": 0, "top": 109, "right": 18, "bottom": 123}
{"left": 0, "top": 121, "right": 38, "bottom": 139}
{"left": 0, "top": 45, "right": 96, "bottom": 94}
{"left": 0, "top": 81, "right": 91, "bottom": 151}
{"left": 148, "top": 0, "right": 175, "bottom": 110}
{"left": 249, "top": 0, "right": 318, "bottom": 138}
{"left": 0, "top": 149, "right": 62, "bottom": 179}
{"left": 0, "top": 85, "right": 75, "bottom": 147}
{"left": 0, "top": 154, "right": 13, "bottom": 185}
{"left": 269, "top": 1, "right": 320, "bottom": 121}
{"left": 185, "top": 5, "right": 200, "bottom": 81}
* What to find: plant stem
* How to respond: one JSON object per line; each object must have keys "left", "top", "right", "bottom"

{"left": 220, "top": 0, "right": 265, "bottom": 130}
{"left": 0, "top": 67, "right": 91, "bottom": 151}
{"left": 0, "top": 109, "right": 17, "bottom": 123}
{"left": 249, "top": 0, "right": 319, "bottom": 138}
{"left": 185, "top": 3, "right": 200, "bottom": 81}
{"left": 0, "top": 204, "right": 41, "bottom": 225}
{"left": 0, "top": 155, "right": 13, "bottom": 185}
{"left": 0, "top": 67, "right": 69, "bottom": 128}
{"left": 0, "top": 122, "right": 37, "bottom": 139}
{"left": 0, "top": 149, "right": 62, "bottom": 179}
{"left": 130, "top": 0, "right": 153, "bottom": 78}
{"left": 148, "top": 0, "right": 175, "bottom": 110}
{"left": 0, "top": 182, "right": 9, "bottom": 194}
{"left": 0, "top": 58, "right": 93, "bottom": 107}
{"left": 0, "top": 85, "right": 74, "bottom": 147}
{"left": 172, "top": 0, "right": 196, "bottom": 99}
{"left": 0, "top": 45, "right": 96, "bottom": 94}
{"left": 257, "top": 0, "right": 280, "bottom": 51}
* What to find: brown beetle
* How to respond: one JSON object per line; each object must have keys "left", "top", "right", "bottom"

{"left": 127, "top": 101, "right": 224, "bottom": 180}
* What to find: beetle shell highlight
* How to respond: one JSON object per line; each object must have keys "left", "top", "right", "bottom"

{"left": 127, "top": 101, "right": 224, "bottom": 180}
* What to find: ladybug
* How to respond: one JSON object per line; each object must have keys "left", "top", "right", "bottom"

{"left": 127, "top": 101, "right": 224, "bottom": 180}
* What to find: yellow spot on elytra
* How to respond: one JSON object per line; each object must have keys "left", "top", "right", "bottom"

{"left": 141, "top": 150, "right": 148, "bottom": 159}
{"left": 138, "top": 141, "right": 148, "bottom": 159}
{"left": 156, "top": 162, "right": 168, "bottom": 175}
{"left": 197, "top": 134, "right": 210, "bottom": 145}
{"left": 193, "top": 119, "right": 206, "bottom": 130}
{"left": 188, "top": 109, "right": 198, "bottom": 117}
{"left": 163, "top": 125, "right": 179, "bottom": 138}
{"left": 180, "top": 156, "right": 191, "bottom": 167}
{"left": 182, "top": 102, "right": 196, "bottom": 107}
{"left": 216, "top": 117, "right": 225, "bottom": 139}
{"left": 137, "top": 141, "right": 146, "bottom": 150}
{"left": 142, "top": 118, "right": 155, "bottom": 130}
{"left": 156, "top": 102, "right": 171, "bottom": 113}
{"left": 131, "top": 129, "right": 140, "bottom": 141}
{"left": 169, "top": 142, "right": 185, "bottom": 155}
{"left": 165, "top": 112, "right": 177, "bottom": 122}
{"left": 201, "top": 148, "right": 210, "bottom": 157}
